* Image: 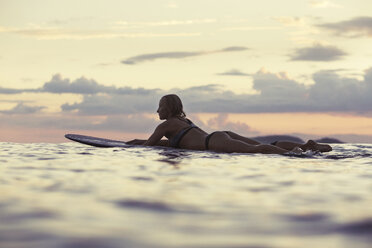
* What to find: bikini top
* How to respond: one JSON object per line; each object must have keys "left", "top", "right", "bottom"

{"left": 169, "top": 119, "right": 198, "bottom": 148}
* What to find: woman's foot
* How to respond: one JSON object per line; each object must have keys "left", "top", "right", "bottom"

{"left": 301, "top": 140, "right": 332, "bottom": 152}
{"left": 290, "top": 147, "right": 304, "bottom": 155}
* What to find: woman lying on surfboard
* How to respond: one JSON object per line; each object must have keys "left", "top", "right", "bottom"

{"left": 127, "top": 94, "right": 332, "bottom": 154}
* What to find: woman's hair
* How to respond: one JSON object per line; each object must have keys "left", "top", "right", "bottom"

{"left": 161, "top": 94, "right": 186, "bottom": 118}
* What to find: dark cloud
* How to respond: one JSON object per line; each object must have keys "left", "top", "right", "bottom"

{"left": 121, "top": 46, "right": 249, "bottom": 65}
{"left": 0, "top": 74, "right": 158, "bottom": 95}
{"left": 42, "top": 74, "right": 157, "bottom": 95}
{"left": 217, "top": 69, "right": 251, "bottom": 76}
{"left": 0, "top": 87, "right": 25, "bottom": 94}
{"left": 59, "top": 67, "right": 372, "bottom": 115}
{"left": 221, "top": 46, "right": 249, "bottom": 52}
{"left": 42, "top": 74, "right": 106, "bottom": 94}
{"left": 290, "top": 44, "right": 347, "bottom": 61}
{"left": 181, "top": 68, "right": 372, "bottom": 113}
{"left": 318, "top": 16, "right": 372, "bottom": 38}
{"left": 0, "top": 103, "right": 44, "bottom": 115}
{"left": 2, "top": 68, "right": 372, "bottom": 115}
{"left": 122, "top": 51, "right": 201, "bottom": 65}
{"left": 0, "top": 87, "right": 37, "bottom": 94}
{"left": 309, "top": 69, "right": 372, "bottom": 111}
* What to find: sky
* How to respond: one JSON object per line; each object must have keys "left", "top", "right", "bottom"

{"left": 1, "top": 0, "right": 372, "bottom": 143}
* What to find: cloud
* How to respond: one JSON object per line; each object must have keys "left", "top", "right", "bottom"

{"left": 0, "top": 103, "right": 45, "bottom": 115}
{"left": 217, "top": 69, "right": 251, "bottom": 77}
{"left": 273, "top": 16, "right": 306, "bottom": 27}
{"left": 0, "top": 74, "right": 158, "bottom": 95}
{"left": 3, "top": 68, "right": 372, "bottom": 115}
{"left": 253, "top": 68, "right": 308, "bottom": 99}
{"left": 318, "top": 16, "right": 372, "bottom": 38}
{"left": 42, "top": 74, "right": 107, "bottom": 94}
{"left": 221, "top": 46, "right": 248, "bottom": 52}
{"left": 308, "top": 69, "right": 372, "bottom": 111}
{"left": 112, "top": 19, "right": 217, "bottom": 29}
{"left": 290, "top": 43, "right": 347, "bottom": 61}
{"left": 309, "top": 0, "right": 342, "bottom": 8}
{"left": 60, "top": 67, "right": 372, "bottom": 115}
{"left": 0, "top": 87, "right": 29, "bottom": 94}
{"left": 0, "top": 17, "right": 218, "bottom": 40}
{"left": 122, "top": 52, "right": 202, "bottom": 65}
{"left": 221, "top": 26, "right": 281, "bottom": 31}
{"left": 0, "top": 25, "right": 200, "bottom": 40}
{"left": 165, "top": 1, "right": 179, "bottom": 9}
{"left": 183, "top": 67, "right": 372, "bottom": 113}
{"left": 121, "top": 46, "right": 249, "bottom": 65}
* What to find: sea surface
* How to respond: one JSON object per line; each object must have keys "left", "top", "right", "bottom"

{"left": 0, "top": 142, "right": 372, "bottom": 248}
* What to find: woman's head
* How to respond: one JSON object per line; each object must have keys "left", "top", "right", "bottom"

{"left": 157, "top": 94, "right": 186, "bottom": 120}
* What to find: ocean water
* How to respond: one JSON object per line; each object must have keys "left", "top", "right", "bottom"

{"left": 0, "top": 142, "right": 372, "bottom": 248}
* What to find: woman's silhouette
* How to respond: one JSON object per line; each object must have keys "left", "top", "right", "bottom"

{"left": 127, "top": 94, "right": 332, "bottom": 154}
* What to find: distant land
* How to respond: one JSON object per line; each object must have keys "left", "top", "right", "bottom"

{"left": 253, "top": 135, "right": 344, "bottom": 144}
{"left": 315, "top": 137, "right": 344, "bottom": 144}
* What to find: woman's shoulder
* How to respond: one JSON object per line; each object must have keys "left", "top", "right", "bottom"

{"left": 159, "top": 117, "right": 190, "bottom": 128}
{"left": 168, "top": 117, "right": 193, "bottom": 125}
{"left": 157, "top": 118, "right": 179, "bottom": 128}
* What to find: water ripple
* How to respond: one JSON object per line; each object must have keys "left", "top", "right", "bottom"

{"left": 1, "top": 142, "right": 372, "bottom": 248}
{"left": 336, "top": 218, "right": 372, "bottom": 236}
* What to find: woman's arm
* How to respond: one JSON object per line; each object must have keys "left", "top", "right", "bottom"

{"left": 127, "top": 139, "right": 168, "bottom": 146}
{"left": 126, "top": 139, "right": 146, "bottom": 145}
{"left": 144, "top": 122, "right": 168, "bottom": 146}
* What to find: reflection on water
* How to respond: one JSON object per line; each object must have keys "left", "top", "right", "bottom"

{"left": 0, "top": 142, "right": 372, "bottom": 248}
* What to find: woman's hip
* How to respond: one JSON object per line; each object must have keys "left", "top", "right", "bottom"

{"left": 205, "top": 131, "right": 230, "bottom": 150}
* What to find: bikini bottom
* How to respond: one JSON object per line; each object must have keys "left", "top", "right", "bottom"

{"left": 205, "top": 131, "right": 218, "bottom": 150}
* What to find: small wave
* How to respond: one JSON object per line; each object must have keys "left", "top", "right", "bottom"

{"left": 185, "top": 245, "right": 272, "bottom": 248}
{"left": 37, "top": 157, "right": 57, "bottom": 160}
{"left": 0, "top": 228, "right": 54, "bottom": 242}
{"left": 301, "top": 169, "right": 329, "bottom": 173}
{"left": 130, "top": 176, "right": 154, "bottom": 181}
{"left": 279, "top": 212, "right": 330, "bottom": 222}
{"left": 0, "top": 210, "right": 58, "bottom": 223}
{"left": 247, "top": 186, "right": 274, "bottom": 192}
{"left": 115, "top": 199, "right": 175, "bottom": 213}
{"left": 156, "top": 158, "right": 181, "bottom": 166}
{"left": 324, "top": 153, "right": 372, "bottom": 160}
{"left": 56, "top": 238, "right": 123, "bottom": 248}
{"left": 335, "top": 218, "right": 372, "bottom": 236}
{"left": 77, "top": 152, "right": 94, "bottom": 155}
{"left": 236, "top": 174, "right": 266, "bottom": 180}
{"left": 114, "top": 199, "right": 201, "bottom": 214}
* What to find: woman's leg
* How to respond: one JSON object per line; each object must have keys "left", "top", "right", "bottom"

{"left": 216, "top": 131, "right": 332, "bottom": 153}
{"left": 208, "top": 132, "right": 289, "bottom": 154}
{"left": 275, "top": 140, "right": 332, "bottom": 152}
{"left": 224, "top": 131, "right": 261, "bottom": 145}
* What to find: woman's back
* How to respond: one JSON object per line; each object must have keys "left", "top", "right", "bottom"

{"left": 165, "top": 117, "right": 208, "bottom": 150}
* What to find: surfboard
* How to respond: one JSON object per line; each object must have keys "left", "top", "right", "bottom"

{"left": 65, "top": 134, "right": 129, "bottom": 148}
